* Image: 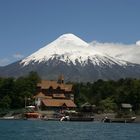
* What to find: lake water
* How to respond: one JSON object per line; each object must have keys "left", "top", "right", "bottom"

{"left": 0, "top": 120, "right": 140, "bottom": 140}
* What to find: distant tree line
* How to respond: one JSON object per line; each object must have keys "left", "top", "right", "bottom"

{"left": 0, "top": 72, "right": 140, "bottom": 114}
{"left": 73, "top": 79, "right": 140, "bottom": 114}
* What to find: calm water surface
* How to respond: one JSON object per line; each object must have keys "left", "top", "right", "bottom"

{"left": 0, "top": 120, "right": 140, "bottom": 140}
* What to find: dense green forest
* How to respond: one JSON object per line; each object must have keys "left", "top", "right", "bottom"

{"left": 0, "top": 72, "right": 40, "bottom": 111}
{"left": 0, "top": 72, "right": 140, "bottom": 114}
{"left": 73, "top": 79, "right": 140, "bottom": 114}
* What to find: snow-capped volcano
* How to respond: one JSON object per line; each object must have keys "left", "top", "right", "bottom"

{"left": 1, "top": 33, "right": 140, "bottom": 82}
{"left": 20, "top": 33, "right": 127, "bottom": 67}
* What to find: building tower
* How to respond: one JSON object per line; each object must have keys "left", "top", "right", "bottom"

{"left": 57, "top": 74, "right": 64, "bottom": 84}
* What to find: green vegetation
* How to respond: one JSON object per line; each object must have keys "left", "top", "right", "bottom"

{"left": 73, "top": 79, "right": 140, "bottom": 114}
{"left": 0, "top": 73, "right": 140, "bottom": 114}
{"left": 0, "top": 71, "right": 40, "bottom": 112}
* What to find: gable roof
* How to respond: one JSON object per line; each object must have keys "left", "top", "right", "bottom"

{"left": 42, "top": 99, "right": 76, "bottom": 108}
{"left": 34, "top": 92, "right": 46, "bottom": 98}
{"left": 37, "top": 80, "right": 72, "bottom": 92}
{"left": 34, "top": 92, "right": 52, "bottom": 99}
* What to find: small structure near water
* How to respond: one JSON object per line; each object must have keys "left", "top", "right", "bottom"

{"left": 60, "top": 103, "right": 95, "bottom": 122}
{"left": 102, "top": 103, "right": 136, "bottom": 123}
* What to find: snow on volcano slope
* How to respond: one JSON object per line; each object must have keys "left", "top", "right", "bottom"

{"left": 1, "top": 34, "right": 140, "bottom": 81}
{"left": 20, "top": 33, "right": 127, "bottom": 67}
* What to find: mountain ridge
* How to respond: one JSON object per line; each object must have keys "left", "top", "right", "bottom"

{"left": 0, "top": 33, "right": 140, "bottom": 82}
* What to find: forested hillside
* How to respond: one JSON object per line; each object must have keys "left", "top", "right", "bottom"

{"left": 0, "top": 72, "right": 140, "bottom": 114}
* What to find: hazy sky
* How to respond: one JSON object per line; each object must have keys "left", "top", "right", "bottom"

{"left": 0, "top": 0, "right": 140, "bottom": 66}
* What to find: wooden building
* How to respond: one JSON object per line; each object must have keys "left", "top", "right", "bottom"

{"left": 34, "top": 75, "right": 76, "bottom": 111}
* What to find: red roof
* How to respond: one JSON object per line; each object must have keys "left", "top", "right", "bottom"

{"left": 34, "top": 92, "right": 52, "bottom": 99}
{"left": 37, "top": 80, "right": 72, "bottom": 92}
{"left": 42, "top": 98, "right": 76, "bottom": 108}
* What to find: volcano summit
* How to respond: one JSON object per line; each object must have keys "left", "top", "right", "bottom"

{"left": 1, "top": 33, "right": 140, "bottom": 82}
